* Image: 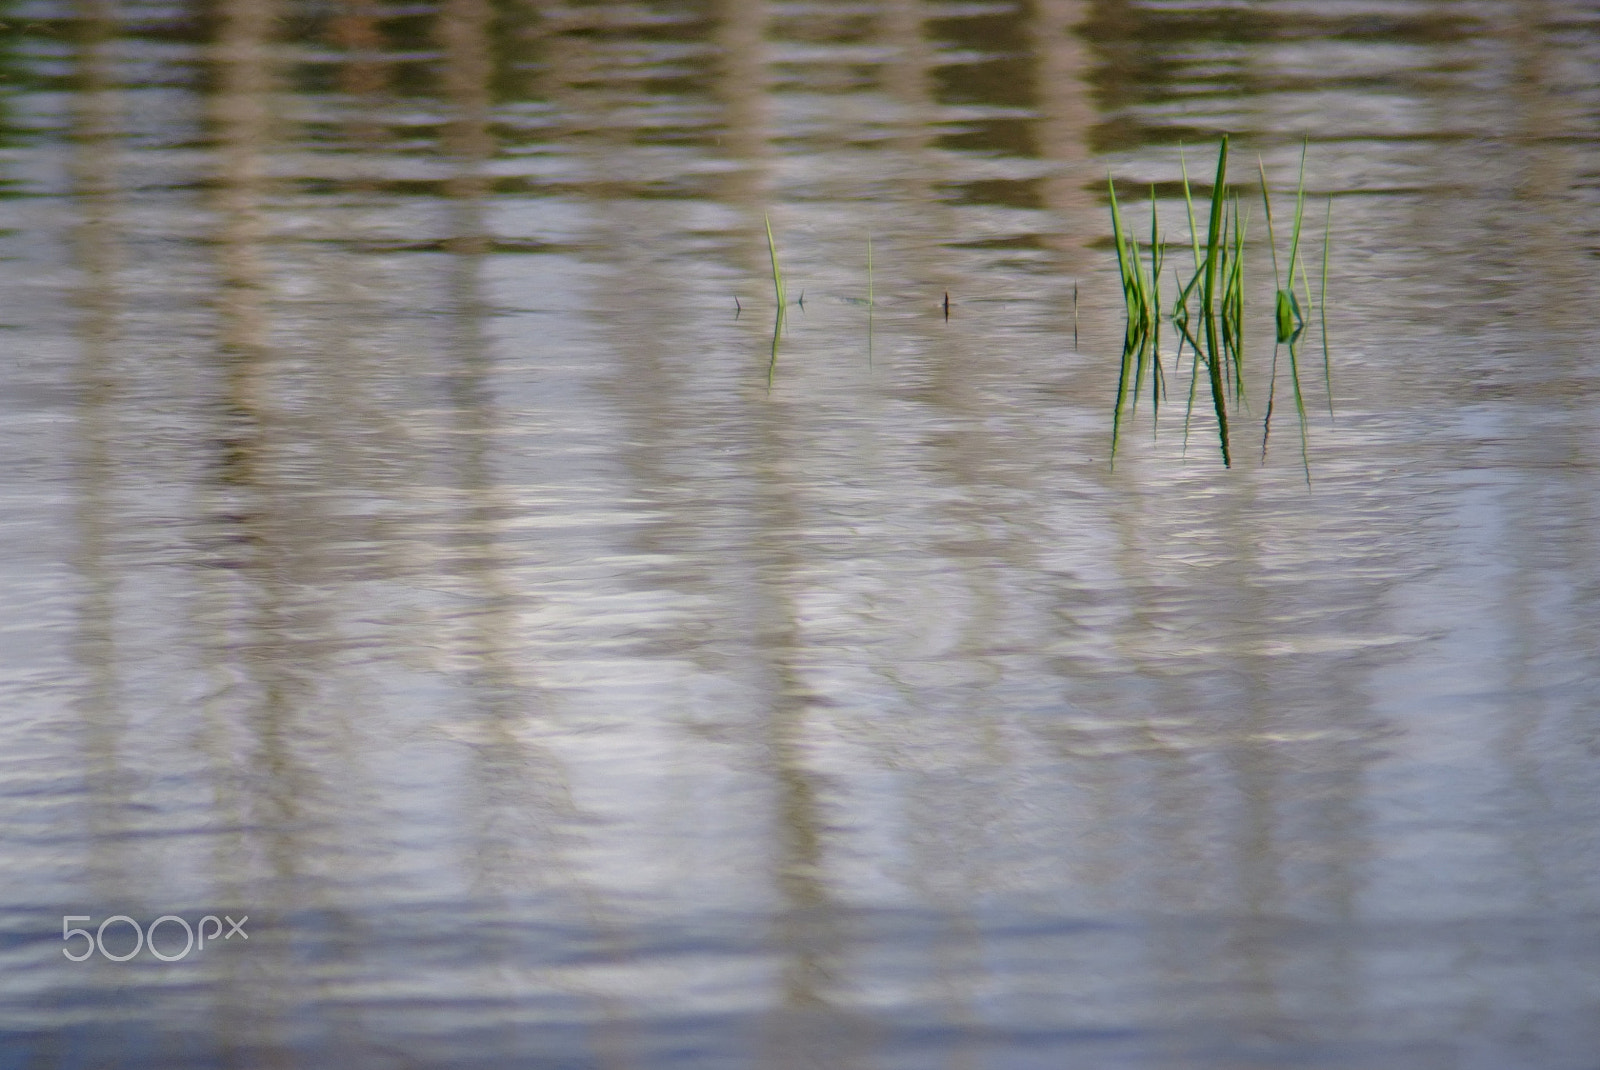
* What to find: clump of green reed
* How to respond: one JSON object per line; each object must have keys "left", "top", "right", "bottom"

{"left": 1108, "top": 135, "right": 1333, "bottom": 476}
{"left": 1112, "top": 135, "right": 1244, "bottom": 467}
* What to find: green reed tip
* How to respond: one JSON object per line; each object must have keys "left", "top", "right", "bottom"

{"left": 764, "top": 213, "right": 786, "bottom": 312}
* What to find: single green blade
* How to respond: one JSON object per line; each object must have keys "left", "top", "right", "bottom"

{"left": 1202, "top": 136, "right": 1232, "bottom": 467}
{"left": 867, "top": 234, "right": 874, "bottom": 368}
{"left": 764, "top": 213, "right": 786, "bottom": 311}
{"left": 1287, "top": 333, "right": 1311, "bottom": 485}
{"left": 1179, "top": 144, "right": 1203, "bottom": 272}
{"left": 1108, "top": 177, "right": 1137, "bottom": 312}
{"left": 1285, "top": 139, "right": 1309, "bottom": 294}
{"left": 1319, "top": 196, "right": 1334, "bottom": 417}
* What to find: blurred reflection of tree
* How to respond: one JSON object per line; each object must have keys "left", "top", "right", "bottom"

{"left": 68, "top": 0, "right": 129, "bottom": 911}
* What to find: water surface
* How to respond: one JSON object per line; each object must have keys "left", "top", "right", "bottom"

{"left": 2, "top": 1, "right": 1599, "bottom": 1067}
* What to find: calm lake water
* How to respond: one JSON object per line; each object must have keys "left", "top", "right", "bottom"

{"left": 2, "top": 0, "right": 1599, "bottom": 1066}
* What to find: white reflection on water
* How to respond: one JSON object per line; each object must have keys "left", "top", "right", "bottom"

{"left": 0, "top": 0, "right": 1598, "bottom": 1066}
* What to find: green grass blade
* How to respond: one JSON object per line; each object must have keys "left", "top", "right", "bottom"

{"left": 1201, "top": 135, "right": 1231, "bottom": 467}
{"left": 1128, "top": 232, "right": 1147, "bottom": 328}
{"left": 764, "top": 215, "right": 788, "bottom": 386}
{"left": 1108, "top": 177, "right": 1137, "bottom": 314}
{"left": 1202, "top": 139, "right": 1228, "bottom": 314}
{"left": 1257, "top": 156, "right": 1282, "bottom": 290}
{"left": 1182, "top": 348, "right": 1203, "bottom": 458}
{"left": 1130, "top": 254, "right": 1148, "bottom": 420}
{"left": 1170, "top": 264, "right": 1190, "bottom": 369}
{"left": 1227, "top": 196, "right": 1247, "bottom": 401}
{"left": 1179, "top": 144, "right": 1202, "bottom": 272}
{"left": 1174, "top": 311, "right": 1206, "bottom": 360}
{"left": 768, "top": 308, "right": 783, "bottom": 389}
{"left": 1261, "top": 341, "right": 1279, "bottom": 460}
{"left": 1073, "top": 281, "right": 1079, "bottom": 351}
{"left": 1217, "top": 204, "right": 1233, "bottom": 397}
{"left": 1287, "top": 333, "right": 1311, "bottom": 485}
{"left": 1319, "top": 196, "right": 1333, "bottom": 417}
{"left": 1149, "top": 187, "right": 1164, "bottom": 421}
{"left": 764, "top": 213, "right": 787, "bottom": 312}
{"left": 1285, "top": 139, "right": 1308, "bottom": 297}
{"left": 1173, "top": 270, "right": 1201, "bottom": 309}
{"left": 1175, "top": 143, "right": 1204, "bottom": 450}
{"left": 867, "top": 234, "right": 874, "bottom": 368}
{"left": 1111, "top": 331, "right": 1139, "bottom": 469}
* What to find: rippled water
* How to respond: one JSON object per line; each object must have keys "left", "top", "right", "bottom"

{"left": 2, "top": 1, "right": 1599, "bottom": 1066}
